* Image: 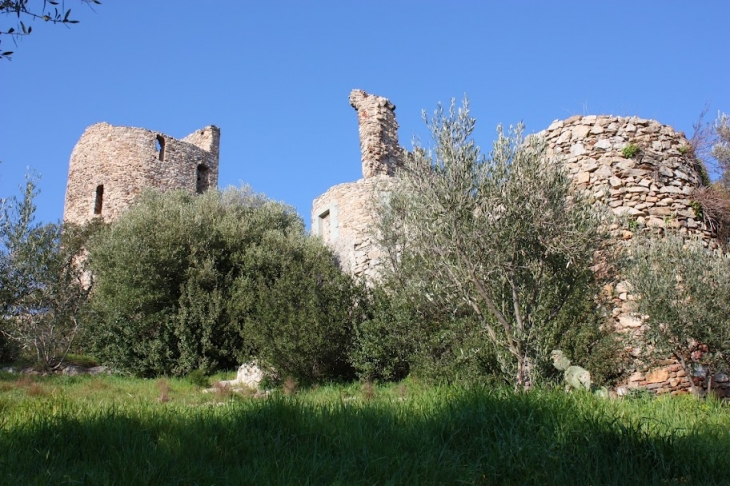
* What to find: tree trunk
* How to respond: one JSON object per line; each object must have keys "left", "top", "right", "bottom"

{"left": 515, "top": 355, "right": 533, "bottom": 391}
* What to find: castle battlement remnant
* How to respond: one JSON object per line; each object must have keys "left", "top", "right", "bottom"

{"left": 63, "top": 123, "right": 220, "bottom": 225}
{"left": 349, "top": 89, "right": 403, "bottom": 178}
{"left": 312, "top": 89, "right": 400, "bottom": 281}
{"left": 540, "top": 114, "right": 710, "bottom": 242}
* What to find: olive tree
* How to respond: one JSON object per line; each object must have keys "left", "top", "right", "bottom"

{"left": 0, "top": 175, "right": 92, "bottom": 369}
{"left": 626, "top": 234, "right": 730, "bottom": 396}
{"left": 376, "top": 99, "right": 605, "bottom": 389}
{"left": 712, "top": 111, "right": 730, "bottom": 184}
{"left": 86, "top": 186, "right": 364, "bottom": 381}
{"left": 1, "top": 0, "right": 101, "bottom": 60}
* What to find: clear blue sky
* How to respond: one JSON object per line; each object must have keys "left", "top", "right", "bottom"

{"left": 2, "top": 1, "right": 729, "bottom": 228}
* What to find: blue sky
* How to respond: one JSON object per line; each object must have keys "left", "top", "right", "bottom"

{"left": 2, "top": 1, "right": 729, "bottom": 228}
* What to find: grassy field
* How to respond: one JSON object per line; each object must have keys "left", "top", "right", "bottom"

{"left": 1, "top": 372, "right": 729, "bottom": 485}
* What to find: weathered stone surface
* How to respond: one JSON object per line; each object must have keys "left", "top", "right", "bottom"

{"left": 618, "top": 315, "right": 642, "bottom": 328}
{"left": 645, "top": 369, "right": 670, "bottom": 384}
{"left": 312, "top": 176, "right": 392, "bottom": 282}
{"left": 218, "top": 362, "right": 265, "bottom": 390}
{"left": 349, "top": 90, "right": 403, "bottom": 179}
{"left": 64, "top": 123, "right": 220, "bottom": 225}
{"left": 570, "top": 143, "right": 587, "bottom": 156}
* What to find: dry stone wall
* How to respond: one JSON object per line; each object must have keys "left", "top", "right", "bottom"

{"left": 539, "top": 115, "right": 723, "bottom": 396}
{"left": 314, "top": 89, "right": 723, "bottom": 396}
{"left": 540, "top": 115, "right": 710, "bottom": 241}
{"left": 64, "top": 123, "right": 220, "bottom": 225}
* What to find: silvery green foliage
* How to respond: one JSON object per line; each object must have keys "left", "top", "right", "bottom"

{"left": 0, "top": 174, "right": 91, "bottom": 369}
{"left": 713, "top": 112, "right": 730, "bottom": 184}
{"left": 626, "top": 234, "right": 730, "bottom": 395}
{"left": 377, "top": 98, "right": 604, "bottom": 389}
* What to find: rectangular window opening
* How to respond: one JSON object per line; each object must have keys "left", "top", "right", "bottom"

{"left": 318, "top": 209, "right": 331, "bottom": 243}
{"left": 93, "top": 185, "right": 104, "bottom": 215}
{"left": 196, "top": 164, "right": 209, "bottom": 194}
{"left": 156, "top": 135, "right": 165, "bottom": 161}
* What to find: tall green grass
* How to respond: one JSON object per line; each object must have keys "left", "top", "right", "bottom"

{"left": 1, "top": 374, "right": 729, "bottom": 485}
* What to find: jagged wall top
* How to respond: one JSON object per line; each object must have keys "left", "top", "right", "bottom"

{"left": 63, "top": 122, "right": 220, "bottom": 225}
{"left": 540, "top": 114, "right": 710, "bottom": 241}
{"left": 349, "top": 89, "right": 403, "bottom": 178}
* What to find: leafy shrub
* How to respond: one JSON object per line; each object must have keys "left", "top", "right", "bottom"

{"left": 234, "top": 233, "right": 366, "bottom": 384}
{"left": 353, "top": 286, "right": 506, "bottom": 385}
{"left": 625, "top": 233, "right": 730, "bottom": 395}
{"left": 85, "top": 186, "right": 364, "bottom": 381}
{"left": 351, "top": 287, "right": 416, "bottom": 382}
{"left": 0, "top": 175, "right": 96, "bottom": 370}
{"left": 185, "top": 369, "right": 210, "bottom": 388}
{"left": 622, "top": 143, "right": 640, "bottom": 159}
{"left": 371, "top": 98, "right": 607, "bottom": 388}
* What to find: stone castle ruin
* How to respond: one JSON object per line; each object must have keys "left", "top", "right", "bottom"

{"left": 313, "top": 90, "right": 714, "bottom": 283}
{"left": 313, "top": 89, "right": 725, "bottom": 396}
{"left": 63, "top": 123, "right": 220, "bottom": 225}
{"left": 311, "top": 90, "right": 404, "bottom": 280}
{"left": 61, "top": 91, "right": 726, "bottom": 396}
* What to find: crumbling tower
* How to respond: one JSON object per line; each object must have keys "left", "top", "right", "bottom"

{"left": 312, "top": 89, "right": 403, "bottom": 280}
{"left": 63, "top": 123, "right": 220, "bottom": 225}
{"left": 349, "top": 89, "right": 403, "bottom": 178}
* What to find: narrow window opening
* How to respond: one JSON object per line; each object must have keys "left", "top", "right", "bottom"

{"left": 93, "top": 185, "right": 104, "bottom": 215}
{"left": 196, "top": 164, "right": 209, "bottom": 194}
{"left": 318, "top": 209, "right": 331, "bottom": 243}
{"left": 155, "top": 135, "right": 165, "bottom": 161}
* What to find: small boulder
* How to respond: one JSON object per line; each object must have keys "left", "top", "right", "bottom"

{"left": 218, "top": 362, "right": 265, "bottom": 390}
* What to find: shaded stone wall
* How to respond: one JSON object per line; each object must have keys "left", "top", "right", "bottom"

{"left": 312, "top": 176, "right": 391, "bottom": 281}
{"left": 63, "top": 123, "right": 220, "bottom": 225}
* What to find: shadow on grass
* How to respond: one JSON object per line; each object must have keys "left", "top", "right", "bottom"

{"left": 1, "top": 388, "right": 728, "bottom": 485}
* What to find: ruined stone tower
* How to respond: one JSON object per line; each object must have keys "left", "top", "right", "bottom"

{"left": 63, "top": 123, "right": 220, "bottom": 225}
{"left": 349, "top": 89, "right": 403, "bottom": 178}
{"left": 313, "top": 89, "right": 727, "bottom": 396}
{"left": 312, "top": 89, "right": 403, "bottom": 280}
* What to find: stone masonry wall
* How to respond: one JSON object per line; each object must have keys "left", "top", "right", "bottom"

{"left": 315, "top": 90, "right": 725, "bottom": 396}
{"left": 349, "top": 89, "right": 403, "bottom": 178}
{"left": 63, "top": 123, "right": 220, "bottom": 225}
{"left": 312, "top": 90, "right": 402, "bottom": 281}
{"left": 312, "top": 176, "right": 391, "bottom": 281}
{"left": 540, "top": 115, "right": 710, "bottom": 241}
{"left": 539, "top": 115, "right": 726, "bottom": 397}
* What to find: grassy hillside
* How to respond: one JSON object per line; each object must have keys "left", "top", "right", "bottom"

{"left": 1, "top": 372, "right": 729, "bottom": 485}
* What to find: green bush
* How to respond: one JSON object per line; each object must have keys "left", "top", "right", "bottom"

{"left": 234, "top": 233, "right": 366, "bottom": 384}
{"left": 625, "top": 233, "right": 730, "bottom": 395}
{"left": 0, "top": 174, "right": 96, "bottom": 370}
{"left": 351, "top": 288, "right": 418, "bottom": 382}
{"left": 370, "top": 99, "right": 607, "bottom": 388}
{"left": 622, "top": 143, "right": 640, "bottom": 159}
{"left": 355, "top": 272, "right": 621, "bottom": 387}
{"left": 352, "top": 277, "right": 509, "bottom": 385}
{"left": 185, "top": 369, "right": 210, "bottom": 388}
{"left": 85, "top": 186, "right": 363, "bottom": 381}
